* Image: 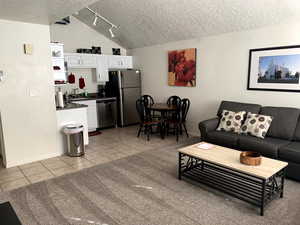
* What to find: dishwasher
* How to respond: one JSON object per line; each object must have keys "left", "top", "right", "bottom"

{"left": 97, "top": 98, "right": 117, "bottom": 129}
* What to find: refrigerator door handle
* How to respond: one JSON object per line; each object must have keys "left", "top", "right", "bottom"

{"left": 118, "top": 71, "right": 124, "bottom": 127}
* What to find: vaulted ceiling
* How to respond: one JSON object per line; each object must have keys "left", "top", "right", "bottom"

{"left": 0, "top": 0, "right": 98, "bottom": 25}
{"left": 75, "top": 0, "right": 300, "bottom": 49}
{"left": 0, "top": 0, "right": 300, "bottom": 49}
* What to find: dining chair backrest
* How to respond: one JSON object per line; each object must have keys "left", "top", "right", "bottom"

{"left": 136, "top": 99, "right": 147, "bottom": 122}
{"left": 181, "top": 98, "right": 191, "bottom": 122}
{"left": 167, "top": 96, "right": 181, "bottom": 107}
{"left": 140, "top": 95, "right": 154, "bottom": 108}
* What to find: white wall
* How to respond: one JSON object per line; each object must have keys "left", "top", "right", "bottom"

{"left": 0, "top": 19, "right": 58, "bottom": 167}
{"left": 131, "top": 22, "right": 300, "bottom": 135}
{"left": 50, "top": 16, "right": 127, "bottom": 94}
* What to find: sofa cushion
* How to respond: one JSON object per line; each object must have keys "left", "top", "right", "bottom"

{"left": 292, "top": 120, "right": 300, "bottom": 141}
{"left": 240, "top": 113, "right": 273, "bottom": 139}
{"left": 238, "top": 135, "right": 289, "bottom": 158}
{"left": 217, "top": 101, "right": 261, "bottom": 117}
{"left": 206, "top": 131, "right": 240, "bottom": 148}
{"left": 217, "top": 110, "right": 246, "bottom": 133}
{"left": 278, "top": 142, "right": 300, "bottom": 164}
{"left": 260, "top": 107, "right": 300, "bottom": 140}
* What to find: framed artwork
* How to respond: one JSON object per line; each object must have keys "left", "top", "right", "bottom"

{"left": 168, "top": 48, "right": 196, "bottom": 87}
{"left": 248, "top": 45, "right": 300, "bottom": 92}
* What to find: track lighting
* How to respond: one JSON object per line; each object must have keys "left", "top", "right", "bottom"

{"left": 109, "top": 26, "right": 115, "bottom": 38}
{"left": 86, "top": 7, "right": 119, "bottom": 38}
{"left": 93, "top": 15, "right": 98, "bottom": 26}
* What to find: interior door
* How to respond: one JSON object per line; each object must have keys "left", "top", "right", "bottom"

{"left": 122, "top": 87, "right": 141, "bottom": 126}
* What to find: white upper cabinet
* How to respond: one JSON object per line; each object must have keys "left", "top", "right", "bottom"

{"left": 108, "top": 55, "right": 133, "bottom": 69}
{"left": 96, "top": 55, "right": 109, "bottom": 82}
{"left": 64, "top": 53, "right": 133, "bottom": 83}
{"left": 65, "top": 53, "right": 97, "bottom": 68}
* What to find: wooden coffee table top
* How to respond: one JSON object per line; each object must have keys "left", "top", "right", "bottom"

{"left": 178, "top": 142, "right": 288, "bottom": 179}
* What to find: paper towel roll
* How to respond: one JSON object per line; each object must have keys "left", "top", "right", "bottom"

{"left": 57, "top": 91, "right": 64, "bottom": 108}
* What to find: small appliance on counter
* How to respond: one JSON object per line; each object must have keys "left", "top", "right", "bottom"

{"left": 56, "top": 88, "right": 64, "bottom": 108}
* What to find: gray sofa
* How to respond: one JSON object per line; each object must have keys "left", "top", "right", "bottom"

{"left": 199, "top": 100, "right": 300, "bottom": 181}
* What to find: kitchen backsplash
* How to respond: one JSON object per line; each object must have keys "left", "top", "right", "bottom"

{"left": 55, "top": 68, "right": 100, "bottom": 94}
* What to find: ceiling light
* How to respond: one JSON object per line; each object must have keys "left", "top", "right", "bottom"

{"left": 109, "top": 26, "right": 115, "bottom": 38}
{"left": 86, "top": 7, "right": 119, "bottom": 38}
{"left": 93, "top": 16, "right": 98, "bottom": 26}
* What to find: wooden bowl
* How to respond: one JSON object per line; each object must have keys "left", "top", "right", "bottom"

{"left": 240, "top": 151, "right": 261, "bottom": 166}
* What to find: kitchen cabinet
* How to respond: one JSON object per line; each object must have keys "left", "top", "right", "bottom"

{"left": 96, "top": 55, "right": 109, "bottom": 82}
{"left": 108, "top": 55, "right": 133, "bottom": 69}
{"left": 70, "top": 100, "right": 98, "bottom": 132}
{"left": 65, "top": 53, "right": 97, "bottom": 68}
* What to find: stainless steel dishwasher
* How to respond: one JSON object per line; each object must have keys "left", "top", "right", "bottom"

{"left": 97, "top": 98, "right": 117, "bottom": 129}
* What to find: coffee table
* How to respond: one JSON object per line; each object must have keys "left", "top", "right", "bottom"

{"left": 178, "top": 142, "right": 288, "bottom": 216}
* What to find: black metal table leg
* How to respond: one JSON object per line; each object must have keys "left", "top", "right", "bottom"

{"left": 280, "top": 168, "right": 286, "bottom": 198}
{"left": 178, "top": 152, "right": 182, "bottom": 180}
{"left": 260, "top": 179, "right": 266, "bottom": 216}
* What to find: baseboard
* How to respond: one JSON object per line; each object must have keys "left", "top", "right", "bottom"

{"left": 5, "top": 152, "right": 63, "bottom": 168}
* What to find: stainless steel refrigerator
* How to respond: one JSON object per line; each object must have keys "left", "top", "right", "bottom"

{"left": 105, "top": 69, "right": 141, "bottom": 127}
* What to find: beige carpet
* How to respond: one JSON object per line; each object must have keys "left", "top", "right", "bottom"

{"left": 0, "top": 139, "right": 299, "bottom": 225}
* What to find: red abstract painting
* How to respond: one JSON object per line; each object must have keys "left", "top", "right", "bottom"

{"left": 168, "top": 48, "right": 196, "bottom": 87}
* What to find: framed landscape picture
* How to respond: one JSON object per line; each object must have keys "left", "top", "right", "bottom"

{"left": 168, "top": 48, "right": 196, "bottom": 87}
{"left": 248, "top": 45, "right": 300, "bottom": 92}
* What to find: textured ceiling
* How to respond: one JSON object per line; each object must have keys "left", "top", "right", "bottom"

{"left": 0, "top": 0, "right": 98, "bottom": 24}
{"left": 76, "top": 0, "right": 300, "bottom": 49}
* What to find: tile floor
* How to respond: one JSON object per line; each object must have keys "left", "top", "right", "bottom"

{"left": 0, "top": 126, "right": 187, "bottom": 192}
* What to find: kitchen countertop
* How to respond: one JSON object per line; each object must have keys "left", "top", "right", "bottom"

{"left": 70, "top": 96, "right": 117, "bottom": 102}
{"left": 56, "top": 103, "right": 88, "bottom": 111}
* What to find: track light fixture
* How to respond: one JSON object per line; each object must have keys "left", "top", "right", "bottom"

{"left": 109, "top": 26, "right": 115, "bottom": 38}
{"left": 93, "top": 15, "right": 98, "bottom": 26}
{"left": 86, "top": 7, "right": 119, "bottom": 38}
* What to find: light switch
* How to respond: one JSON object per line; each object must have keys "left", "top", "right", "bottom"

{"left": 29, "top": 88, "right": 39, "bottom": 97}
{"left": 24, "top": 44, "right": 33, "bottom": 55}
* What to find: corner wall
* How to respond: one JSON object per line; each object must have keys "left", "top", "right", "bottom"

{"left": 131, "top": 22, "right": 300, "bottom": 135}
{"left": 0, "top": 19, "right": 58, "bottom": 167}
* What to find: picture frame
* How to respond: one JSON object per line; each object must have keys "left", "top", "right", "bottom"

{"left": 247, "top": 45, "right": 300, "bottom": 92}
{"left": 168, "top": 48, "right": 196, "bottom": 87}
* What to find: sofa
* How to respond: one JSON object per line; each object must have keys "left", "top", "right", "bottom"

{"left": 199, "top": 100, "right": 300, "bottom": 181}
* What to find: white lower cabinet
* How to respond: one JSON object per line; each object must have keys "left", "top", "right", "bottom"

{"left": 71, "top": 100, "right": 98, "bottom": 132}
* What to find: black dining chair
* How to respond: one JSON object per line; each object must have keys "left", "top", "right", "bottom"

{"left": 140, "top": 95, "right": 160, "bottom": 120}
{"left": 166, "top": 98, "right": 190, "bottom": 141}
{"left": 180, "top": 98, "right": 191, "bottom": 137}
{"left": 140, "top": 95, "right": 154, "bottom": 107}
{"left": 136, "top": 99, "right": 161, "bottom": 141}
{"left": 167, "top": 96, "right": 181, "bottom": 107}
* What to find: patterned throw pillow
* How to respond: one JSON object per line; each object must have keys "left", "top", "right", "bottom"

{"left": 217, "top": 110, "right": 246, "bottom": 133}
{"left": 240, "top": 113, "right": 273, "bottom": 139}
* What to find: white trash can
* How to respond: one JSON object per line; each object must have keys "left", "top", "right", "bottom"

{"left": 63, "top": 124, "right": 85, "bottom": 157}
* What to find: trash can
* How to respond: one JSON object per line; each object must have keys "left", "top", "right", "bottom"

{"left": 63, "top": 124, "right": 85, "bottom": 157}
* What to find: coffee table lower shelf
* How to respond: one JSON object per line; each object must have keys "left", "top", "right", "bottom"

{"left": 178, "top": 152, "right": 286, "bottom": 216}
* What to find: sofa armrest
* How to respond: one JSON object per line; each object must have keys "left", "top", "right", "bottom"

{"left": 198, "top": 117, "right": 219, "bottom": 139}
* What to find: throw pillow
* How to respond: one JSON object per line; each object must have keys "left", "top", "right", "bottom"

{"left": 240, "top": 113, "right": 273, "bottom": 139}
{"left": 217, "top": 110, "right": 246, "bottom": 133}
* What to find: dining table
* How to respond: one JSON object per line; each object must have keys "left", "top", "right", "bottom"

{"left": 149, "top": 103, "right": 178, "bottom": 139}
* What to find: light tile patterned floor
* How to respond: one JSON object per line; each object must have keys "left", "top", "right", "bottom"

{"left": 0, "top": 126, "right": 188, "bottom": 192}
